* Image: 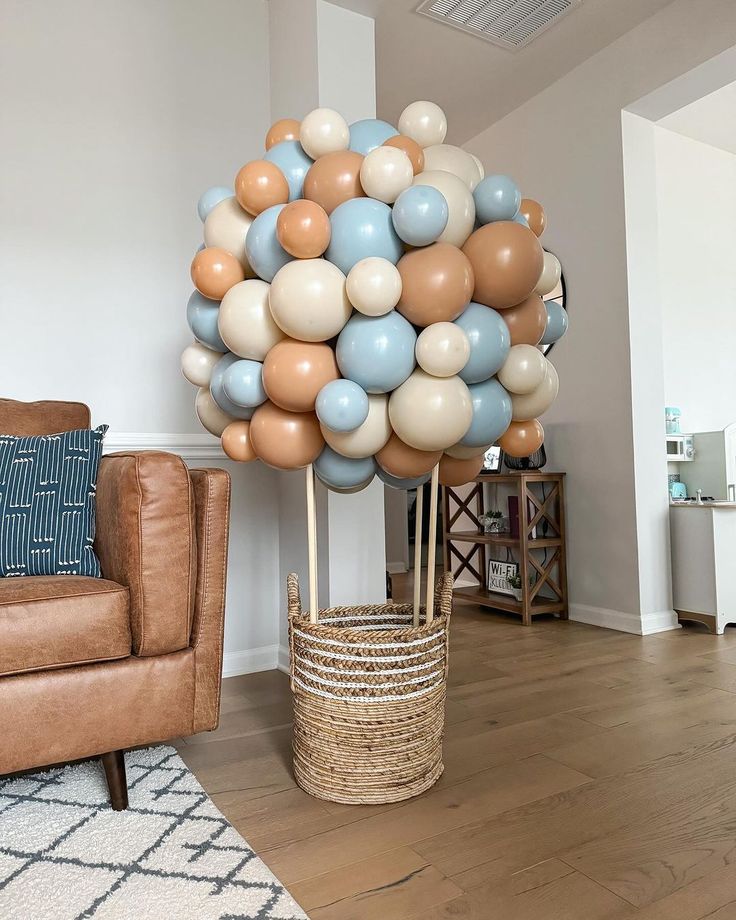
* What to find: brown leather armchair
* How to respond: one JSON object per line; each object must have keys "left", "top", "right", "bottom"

{"left": 0, "top": 398, "right": 231, "bottom": 808}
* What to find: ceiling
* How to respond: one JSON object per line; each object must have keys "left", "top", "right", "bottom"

{"left": 328, "top": 0, "right": 676, "bottom": 143}
{"left": 659, "top": 80, "right": 736, "bottom": 155}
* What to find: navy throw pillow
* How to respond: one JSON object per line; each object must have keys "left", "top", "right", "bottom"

{"left": 0, "top": 425, "right": 108, "bottom": 577}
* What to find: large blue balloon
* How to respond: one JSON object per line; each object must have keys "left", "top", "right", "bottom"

{"left": 326, "top": 198, "right": 403, "bottom": 275}
{"left": 263, "top": 141, "right": 313, "bottom": 200}
{"left": 454, "top": 302, "right": 511, "bottom": 385}
{"left": 378, "top": 468, "right": 431, "bottom": 491}
{"left": 222, "top": 359, "right": 266, "bottom": 408}
{"left": 392, "top": 186, "right": 448, "bottom": 247}
{"left": 513, "top": 212, "right": 530, "bottom": 228}
{"left": 316, "top": 379, "right": 370, "bottom": 433}
{"left": 245, "top": 204, "right": 292, "bottom": 282}
{"left": 187, "top": 291, "right": 226, "bottom": 351}
{"left": 348, "top": 118, "right": 397, "bottom": 155}
{"left": 541, "top": 300, "right": 569, "bottom": 346}
{"left": 460, "top": 379, "right": 513, "bottom": 449}
{"left": 197, "top": 186, "right": 233, "bottom": 222}
{"left": 209, "top": 354, "right": 254, "bottom": 420}
{"left": 473, "top": 175, "right": 521, "bottom": 224}
{"left": 337, "top": 311, "right": 416, "bottom": 394}
{"left": 314, "top": 446, "right": 376, "bottom": 491}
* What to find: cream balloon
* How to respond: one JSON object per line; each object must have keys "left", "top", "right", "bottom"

{"left": 195, "top": 387, "right": 236, "bottom": 437}
{"left": 398, "top": 100, "right": 447, "bottom": 148}
{"left": 498, "top": 344, "right": 547, "bottom": 395}
{"left": 389, "top": 370, "right": 472, "bottom": 451}
{"left": 359, "top": 146, "right": 414, "bottom": 204}
{"left": 445, "top": 443, "right": 487, "bottom": 460}
{"left": 422, "top": 144, "right": 483, "bottom": 191}
{"left": 535, "top": 251, "right": 562, "bottom": 296}
{"left": 299, "top": 107, "right": 350, "bottom": 159}
{"left": 269, "top": 258, "right": 351, "bottom": 342}
{"left": 203, "top": 197, "right": 255, "bottom": 274}
{"left": 412, "top": 170, "right": 475, "bottom": 248}
{"left": 415, "top": 322, "right": 470, "bottom": 377}
{"left": 218, "top": 279, "right": 284, "bottom": 360}
{"left": 181, "top": 341, "right": 224, "bottom": 387}
{"left": 511, "top": 360, "right": 559, "bottom": 420}
{"left": 470, "top": 153, "right": 485, "bottom": 182}
{"left": 321, "top": 394, "right": 391, "bottom": 458}
{"left": 346, "top": 257, "right": 402, "bottom": 316}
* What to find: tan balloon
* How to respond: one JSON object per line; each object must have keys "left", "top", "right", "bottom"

{"left": 520, "top": 198, "right": 546, "bottom": 237}
{"left": 203, "top": 197, "right": 255, "bottom": 273}
{"left": 462, "top": 221, "right": 544, "bottom": 309}
{"left": 299, "top": 107, "right": 350, "bottom": 159}
{"left": 265, "top": 117, "right": 300, "bottom": 150}
{"left": 221, "top": 420, "right": 257, "bottom": 462}
{"left": 415, "top": 322, "right": 470, "bottom": 377}
{"left": 218, "top": 279, "right": 284, "bottom": 360}
{"left": 195, "top": 387, "right": 236, "bottom": 437}
{"left": 446, "top": 442, "right": 490, "bottom": 460}
{"left": 383, "top": 135, "right": 424, "bottom": 175}
{"left": 322, "top": 394, "right": 391, "bottom": 458}
{"left": 376, "top": 433, "right": 442, "bottom": 478}
{"left": 269, "top": 258, "right": 351, "bottom": 342}
{"left": 191, "top": 248, "right": 245, "bottom": 300}
{"left": 412, "top": 170, "right": 475, "bottom": 248}
{"left": 303, "top": 150, "right": 364, "bottom": 215}
{"left": 262, "top": 339, "right": 339, "bottom": 412}
{"left": 499, "top": 419, "right": 544, "bottom": 458}
{"left": 511, "top": 360, "right": 559, "bottom": 420}
{"left": 498, "top": 344, "right": 548, "bottom": 395}
{"left": 439, "top": 453, "right": 484, "bottom": 487}
{"left": 398, "top": 101, "right": 448, "bottom": 148}
{"left": 535, "top": 251, "right": 562, "bottom": 296}
{"left": 276, "top": 200, "right": 331, "bottom": 259}
{"left": 346, "top": 257, "right": 402, "bottom": 316}
{"left": 359, "top": 146, "right": 414, "bottom": 204}
{"left": 181, "top": 341, "right": 224, "bottom": 387}
{"left": 234, "top": 160, "right": 289, "bottom": 217}
{"left": 250, "top": 402, "right": 324, "bottom": 470}
{"left": 422, "top": 144, "right": 483, "bottom": 191}
{"left": 388, "top": 370, "right": 472, "bottom": 452}
{"left": 397, "top": 242, "right": 474, "bottom": 327}
{"left": 502, "top": 293, "right": 547, "bottom": 346}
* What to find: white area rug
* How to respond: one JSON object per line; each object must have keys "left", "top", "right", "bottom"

{"left": 0, "top": 746, "right": 308, "bottom": 920}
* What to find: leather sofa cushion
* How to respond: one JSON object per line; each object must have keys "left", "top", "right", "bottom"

{"left": 0, "top": 575, "right": 131, "bottom": 677}
{"left": 0, "top": 398, "right": 91, "bottom": 436}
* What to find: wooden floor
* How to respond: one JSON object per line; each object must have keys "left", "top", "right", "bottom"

{"left": 176, "top": 573, "right": 736, "bottom": 919}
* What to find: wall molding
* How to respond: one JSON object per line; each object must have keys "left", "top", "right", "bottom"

{"left": 222, "top": 645, "right": 280, "bottom": 678}
{"left": 277, "top": 644, "right": 290, "bottom": 675}
{"left": 104, "top": 431, "right": 225, "bottom": 460}
{"left": 570, "top": 603, "right": 680, "bottom": 636}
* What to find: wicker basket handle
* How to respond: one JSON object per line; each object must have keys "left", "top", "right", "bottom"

{"left": 287, "top": 572, "right": 303, "bottom": 617}
{"left": 434, "top": 572, "right": 454, "bottom": 618}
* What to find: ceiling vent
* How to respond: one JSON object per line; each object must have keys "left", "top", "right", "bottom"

{"left": 416, "top": 0, "right": 581, "bottom": 51}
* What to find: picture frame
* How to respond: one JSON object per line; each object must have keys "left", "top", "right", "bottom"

{"left": 480, "top": 445, "right": 503, "bottom": 474}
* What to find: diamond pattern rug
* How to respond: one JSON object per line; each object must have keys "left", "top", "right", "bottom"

{"left": 0, "top": 746, "right": 308, "bottom": 920}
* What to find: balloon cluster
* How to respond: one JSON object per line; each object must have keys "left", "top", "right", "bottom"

{"left": 182, "top": 101, "right": 568, "bottom": 491}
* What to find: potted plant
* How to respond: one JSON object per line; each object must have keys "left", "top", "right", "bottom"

{"left": 507, "top": 573, "right": 534, "bottom": 601}
{"left": 478, "top": 510, "right": 505, "bottom": 534}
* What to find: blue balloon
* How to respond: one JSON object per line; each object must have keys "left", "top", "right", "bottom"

{"left": 348, "top": 118, "right": 397, "bottom": 155}
{"left": 473, "top": 175, "right": 521, "bottom": 224}
{"left": 513, "top": 212, "right": 530, "bottom": 227}
{"left": 209, "top": 354, "right": 254, "bottom": 420}
{"left": 460, "top": 379, "right": 513, "bottom": 449}
{"left": 391, "top": 186, "right": 449, "bottom": 247}
{"left": 197, "top": 186, "right": 233, "bottom": 222}
{"left": 314, "top": 446, "right": 376, "bottom": 491}
{"left": 541, "top": 300, "right": 568, "bottom": 346}
{"left": 245, "top": 204, "right": 292, "bottom": 282}
{"left": 187, "top": 291, "right": 226, "bottom": 351}
{"left": 222, "top": 359, "right": 266, "bottom": 408}
{"left": 454, "top": 302, "right": 511, "bottom": 385}
{"left": 378, "top": 468, "right": 431, "bottom": 491}
{"left": 337, "top": 311, "right": 416, "bottom": 394}
{"left": 316, "top": 379, "right": 370, "bottom": 433}
{"left": 263, "top": 141, "right": 313, "bottom": 200}
{"left": 326, "top": 198, "right": 403, "bottom": 275}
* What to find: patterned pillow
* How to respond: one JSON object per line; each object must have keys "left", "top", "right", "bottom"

{"left": 0, "top": 425, "right": 108, "bottom": 577}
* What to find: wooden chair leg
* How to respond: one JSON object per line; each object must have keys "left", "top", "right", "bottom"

{"left": 101, "top": 750, "right": 128, "bottom": 811}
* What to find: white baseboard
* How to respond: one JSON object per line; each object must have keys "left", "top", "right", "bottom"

{"left": 221, "top": 645, "right": 279, "bottom": 678}
{"left": 386, "top": 561, "right": 408, "bottom": 574}
{"left": 104, "top": 431, "right": 224, "bottom": 460}
{"left": 570, "top": 603, "right": 680, "bottom": 636}
{"left": 277, "top": 644, "right": 290, "bottom": 674}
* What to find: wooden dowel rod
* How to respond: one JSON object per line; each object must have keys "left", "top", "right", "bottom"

{"left": 306, "top": 464, "right": 318, "bottom": 624}
{"left": 425, "top": 464, "right": 440, "bottom": 624}
{"left": 412, "top": 485, "right": 424, "bottom": 626}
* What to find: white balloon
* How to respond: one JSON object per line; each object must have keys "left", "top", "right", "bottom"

{"left": 269, "top": 258, "right": 351, "bottom": 342}
{"left": 322, "top": 394, "right": 391, "bottom": 458}
{"left": 498, "top": 344, "right": 547, "bottom": 395}
{"left": 412, "top": 170, "right": 475, "bottom": 248}
{"left": 346, "top": 257, "right": 402, "bottom": 316}
{"left": 218, "top": 279, "right": 284, "bottom": 360}
{"left": 195, "top": 387, "right": 236, "bottom": 437}
{"left": 511, "top": 360, "right": 559, "bottom": 420}
{"left": 203, "top": 197, "right": 255, "bottom": 274}
{"left": 446, "top": 443, "right": 488, "bottom": 460}
{"left": 181, "top": 341, "right": 224, "bottom": 387}
{"left": 299, "top": 107, "right": 350, "bottom": 159}
{"left": 398, "top": 101, "right": 447, "bottom": 148}
{"left": 470, "top": 153, "right": 485, "bottom": 182}
{"left": 535, "top": 251, "right": 562, "bottom": 296}
{"left": 389, "top": 370, "right": 472, "bottom": 451}
{"left": 422, "top": 144, "right": 483, "bottom": 191}
{"left": 415, "top": 323, "right": 470, "bottom": 377}
{"left": 359, "top": 146, "right": 414, "bottom": 204}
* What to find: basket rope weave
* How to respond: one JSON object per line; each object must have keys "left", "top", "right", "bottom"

{"left": 288, "top": 571, "right": 453, "bottom": 804}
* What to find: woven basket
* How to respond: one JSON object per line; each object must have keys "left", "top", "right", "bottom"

{"left": 287, "top": 572, "right": 453, "bottom": 805}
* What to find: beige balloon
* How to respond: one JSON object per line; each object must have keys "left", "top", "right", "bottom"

{"left": 415, "top": 322, "right": 470, "bottom": 377}
{"left": 422, "top": 144, "right": 483, "bottom": 191}
{"left": 445, "top": 443, "right": 487, "bottom": 460}
{"left": 181, "top": 341, "right": 224, "bottom": 387}
{"left": 203, "top": 197, "right": 255, "bottom": 275}
{"left": 299, "top": 107, "right": 349, "bottom": 159}
{"left": 218, "top": 279, "right": 284, "bottom": 360}
{"left": 322, "top": 394, "right": 391, "bottom": 458}
{"left": 269, "top": 258, "right": 351, "bottom": 342}
{"left": 389, "top": 370, "right": 472, "bottom": 451}
{"left": 511, "top": 359, "right": 559, "bottom": 420}
{"left": 346, "top": 257, "right": 402, "bottom": 316}
{"left": 412, "top": 170, "right": 475, "bottom": 248}
{"left": 535, "top": 251, "right": 562, "bottom": 296}
{"left": 359, "top": 146, "right": 414, "bottom": 204}
{"left": 398, "top": 100, "right": 447, "bottom": 148}
{"left": 195, "top": 387, "right": 236, "bottom": 437}
{"left": 470, "top": 153, "right": 485, "bottom": 182}
{"left": 498, "top": 344, "right": 548, "bottom": 395}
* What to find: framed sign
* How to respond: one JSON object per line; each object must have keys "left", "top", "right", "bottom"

{"left": 487, "top": 559, "right": 519, "bottom": 596}
{"left": 480, "top": 446, "right": 503, "bottom": 474}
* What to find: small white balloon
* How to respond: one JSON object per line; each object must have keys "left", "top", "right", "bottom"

{"left": 398, "top": 101, "right": 448, "bottom": 148}
{"left": 415, "top": 322, "right": 470, "bottom": 377}
{"left": 511, "top": 360, "right": 559, "bottom": 420}
{"left": 299, "top": 107, "right": 350, "bottom": 159}
{"left": 218, "top": 279, "right": 285, "bottom": 360}
{"left": 498, "top": 344, "right": 547, "bottom": 395}
{"left": 322, "top": 394, "right": 391, "bottom": 458}
{"left": 181, "top": 341, "right": 224, "bottom": 387}
{"left": 359, "top": 146, "right": 414, "bottom": 204}
{"left": 195, "top": 387, "right": 236, "bottom": 437}
{"left": 389, "top": 370, "right": 472, "bottom": 451}
{"left": 346, "top": 257, "right": 402, "bottom": 316}
{"left": 422, "top": 144, "right": 483, "bottom": 191}
{"left": 470, "top": 153, "right": 485, "bottom": 182}
{"left": 203, "top": 197, "right": 255, "bottom": 274}
{"left": 412, "top": 170, "right": 475, "bottom": 248}
{"left": 269, "top": 258, "right": 351, "bottom": 342}
{"left": 535, "top": 251, "right": 562, "bottom": 296}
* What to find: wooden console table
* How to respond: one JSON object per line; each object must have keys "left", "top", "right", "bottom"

{"left": 442, "top": 471, "right": 568, "bottom": 626}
